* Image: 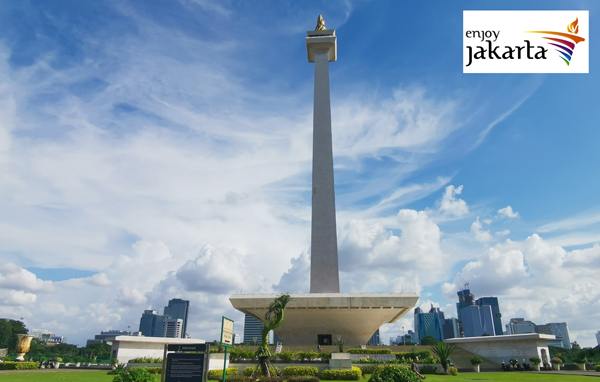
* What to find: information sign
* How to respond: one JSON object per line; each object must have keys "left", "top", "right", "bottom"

{"left": 165, "top": 353, "right": 206, "bottom": 382}
{"left": 167, "top": 343, "right": 207, "bottom": 352}
{"left": 220, "top": 317, "right": 234, "bottom": 346}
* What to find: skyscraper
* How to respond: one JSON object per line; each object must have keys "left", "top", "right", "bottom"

{"left": 461, "top": 305, "right": 495, "bottom": 337}
{"left": 163, "top": 299, "right": 189, "bottom": 338}
{"left": 139, "top": 310, "right": 158, "bottom": 337}
{"left": 476, "top": 297, "right": 503, "bottom": 336}
{"left": 414, "top": 306, "right": 443, "bottom": 343}
{"left": 243, "top": 314, "right": 264, "bottom": 344}
{"left": 162, "top": 318, "right": 183, "bottom": 338}
{"left": 367, "top": 329, "right": 380, "bottom": 346}
{"left": 456, "top": 289, "right": 475, "bottom": 321}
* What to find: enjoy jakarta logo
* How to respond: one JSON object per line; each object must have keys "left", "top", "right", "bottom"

{"left": 463, "top": 11, "right": 588, "bottom": 73}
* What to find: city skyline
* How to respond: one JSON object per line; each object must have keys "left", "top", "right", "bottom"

{"left": 0, "top": 1, "right": 599, "bottom": 347}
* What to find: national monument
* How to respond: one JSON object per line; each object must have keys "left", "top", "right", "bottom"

{"left": 230, "top": 15, "right": 418, "bottom": 346}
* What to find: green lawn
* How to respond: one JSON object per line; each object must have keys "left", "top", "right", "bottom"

{"left": 0, "top": 371, "right": 595, "bottom": 382}
{"left": 0, "top": 371, "right": 114, "bottom": 382}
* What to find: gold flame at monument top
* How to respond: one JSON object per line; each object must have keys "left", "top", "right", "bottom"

{"left": 315, "top": 14, "right": 326, "bottom": 31}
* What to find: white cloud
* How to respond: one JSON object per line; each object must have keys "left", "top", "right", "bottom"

{"left": 437, "top": 185, "right": 469, "bottom": 218}
{"left": 470, "top": 218, "right": 493, "bottom": 243}
{"left": 495, "top": 229, "right": 510, "bottom": 237}
{"left": 0, "top": 263, "right": 54, "bottom": 292}
{"left": 498, "top": 205, "right": 519, "bottom": 218}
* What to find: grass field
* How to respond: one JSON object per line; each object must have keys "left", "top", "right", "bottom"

{"left": 0, "top": 371, "right": 595, "bottom": 382}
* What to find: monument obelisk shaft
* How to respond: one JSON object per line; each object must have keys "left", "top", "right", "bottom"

{"left": 306, "top": 18, "right": 339, "bottom": 293}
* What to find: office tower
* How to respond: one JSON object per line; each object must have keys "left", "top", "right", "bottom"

{"left": 162, "top": 318, "right": 183, "bottom": 338}
{"left": 596, "top": 330, "right": 600, "bottom": 346}
{"left": 243, "top": 314, "right": 264, "bottom": 344}
{"left": 505, "top": 318, "right": 536, "bottom": 334}
{"left": 545, "top": 322, "right": 571, "bottom": 349}
{"left": 461, "top": 305, "right": 495, "bottom": 337}
{"left": 414, "top": 305, "right": 443, "bottom": 343}
{"left": 476, "top": 297, "right": 503, "bottom": 336}
{"left": 456, "top": 289, "right": 475, "bottom": 321}
{"left": 367, "top": 329, "right": 380, "bottom": 346}
{"left": 442, "top": 317, "right": 460, "bottom": 340}
{"left": 153, "top": 315, "right": 170, "bottom": 337}
{"left": 139, "top": 310, "right": 159, "bottom": 337}
{"left": 163, "top": 298, "right": 189, "bottom": 338}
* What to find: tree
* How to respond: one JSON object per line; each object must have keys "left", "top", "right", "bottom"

{"left": 431, "top": 341, "right": 456, "bottom": 374}
{"left": 0, "top": 319, "right": 27, "bottom": 351}
{"left": 252, "top": 294, "right": 292, "bottom": 377}
{"left": 420, "top": 335, "right": 438, "bottom": 345}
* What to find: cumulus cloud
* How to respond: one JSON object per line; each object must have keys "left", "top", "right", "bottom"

{"left": 498, "top": 205, "right": 520, "bottom": 218}
{"left": 470, "top": 218, "right": 492, "bottom": 243}
{"left": 437, "top": 185, "right": 469, "bottom": 218}
{"left": 0, "top": 263, "right": 54, "bottom": 292}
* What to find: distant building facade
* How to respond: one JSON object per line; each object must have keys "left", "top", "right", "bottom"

{"left": 461, "top": 305, "right": 495, "bottom": 337}
{"left": 243, "top": 315, "right": 264, "bottom": 344}
{"left": 367, "top": 329, "right": 380, "bottom": 346}
{"left": 506, "top": 318, "right": 537, "bottom": 335}
{"left": 86, "top": 330, "right": 133, "bottom": 346}
{"left": 163, "top": 299, "right": 189, "bottom": 338}
{"left": 162, "top": 318, "right": 183, "bottom": 338}
{"left": 596, "top": 330, "right": 600, "bottom": 346}
{"left": 476, "top": 297, "right": 503, "bottom": 336}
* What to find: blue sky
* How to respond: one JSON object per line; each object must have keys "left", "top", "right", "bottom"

{"left": 0, "top": 0, "right": 599, "bottom": 347}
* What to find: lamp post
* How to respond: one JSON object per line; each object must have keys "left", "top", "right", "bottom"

{"left": 402, "top": 327, "right": 405, "bottom": 346}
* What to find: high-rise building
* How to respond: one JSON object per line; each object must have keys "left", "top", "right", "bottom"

{"left": 139, "top": 310, "right": 159, "bottom": 337}
{"left": 505, "top": 318, "right": 536, "bottom": 334}
{"left": 461, "top": 305, "right": 495, "bottom": 337}
{"left": 544, "top": 322, "right": 571, "bottom": 349}
{"left": 367, "top": 329, "right": 380, "bottom": 346}
{"left": 456, "top": 289, "right": 475, "bottom": 321}
{"left": 442, "top": 317, "right": 460, "bottom": 340}
{"left": 162, "top": 318, "right": 183, "bottom": 338}
{"left": 244, "top": 314, "right": 264, "bottom": 344}
{"left": 476, "top": 297, "right": 503, "bottom": 336}
{"left": 596, "top": 330, "right": 600, "bottom": 346}
{"left": 414, "top": 306, "right": 443, "bottom": 343}
{"left": 153, "top": 315, "right": 171, "bottom": 337}
{"left": 163, "top": 299, "right": 189, "bottom": 338}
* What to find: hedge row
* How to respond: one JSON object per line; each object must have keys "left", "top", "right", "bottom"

{"left": 0, "top": 362, "right": 39, "bottom": 370}
{"left": 321, "top": 367, "right": 362, "bottom": 381}
{"left": 393, "top": 351, "right": 431, "bottom": 360}
{"left": 220, "top": 378, "right": 319, "bottom": 382}
{"left": 347, "top": 349, "right": 391, "bottom": 354}
{"left": 282, "top": 366, "right": 319, "bottom": 377}
{"left": 128, "top": 357, "right": 163, "bottom": 364}
{"left": 230, "top": 349, "right": 331, "bottom": 362}
{"left": 208, "top": 368, "right": 240, "bottom": 380}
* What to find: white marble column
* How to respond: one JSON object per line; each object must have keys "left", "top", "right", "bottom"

{"left": 306, "top": 30, "right": 339, "bottom": 293}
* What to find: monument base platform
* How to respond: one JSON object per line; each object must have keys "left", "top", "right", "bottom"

{"left": 230, "top": 293, "right": 419, "bottom": 346}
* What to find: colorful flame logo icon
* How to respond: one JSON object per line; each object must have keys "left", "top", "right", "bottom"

{"left": 527, "top": 18, "right": 585, "bottom": 66}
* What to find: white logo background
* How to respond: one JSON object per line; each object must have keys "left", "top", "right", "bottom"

{"left": 464, "top": 11, "right": 589, "bottom": 73}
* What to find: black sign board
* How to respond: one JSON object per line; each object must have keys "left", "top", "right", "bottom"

{"left": 167, "top": 343, "right": 207, "bottom": 352}
{"left": 165, "top": 353, "right": 206, "bottom": 382}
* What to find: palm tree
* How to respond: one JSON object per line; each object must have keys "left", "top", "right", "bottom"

{"left": 431, "top": 341, "right": 456, "bottom": 374}
{"left": 252, "top": 294, "right": 292, "bottom": 377}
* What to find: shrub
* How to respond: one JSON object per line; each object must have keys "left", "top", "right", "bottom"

{"left": 318, "top": 352, "right": 332, "bottom": 361}
{"left": 470, "top": 356, "right": 482, "bottom": 366}
{"left": 297, "top": 351, "right": 319, "bottom": 362}
{"left": 393, "top": 351, "right": 430, "bottom": 361}
{"left": 283, "top": 366, "right": 319, "bottom": 376}
{"left": 529, "top": 356, "right": 541, "bottom": 365}
{"left": 551, "top": 357, "right": 563, "bottom": 364}
{"left": 287, "top": 377, "right": 320, "bottom": 382}
{"left": 113, "top": 367, "right": 156, "bottom": 382}
{"left": 230, "top": 347, "right": 255, "bottom": 361}
{"left": 595, "top": 365, "right": 600, "bottom": 372}
{"left": 128, "top": 357, "right": 163, "bottom": 364}
{"left": 321, "top": 366, "right": 362, "bottom": 381}
{"left": 243, "top": 366, "right": 281, "bottom": 376}
{"left": 418, "top": 365, "right": 437, "bottom": 374}
{"left": 360, "top": 365, "right": 385, "bottom": 375}
{"left": 277, "top": 351, "right": 297, "bottom": 363}
{"left": 348, "top": 349, "right": 392, "bottom": 354}
{"left": 131, "top": 367, "right": 162, "bottom": 375}
{"left": 209, "top": 368, "right": 239, "bottom": 380}
{"left": 449, "top": 367, "right": 458, "bottom": 376}
{"left": 0, "top": 362, "right": 39, "bottom": 370}
{"left": 368, "top": 366, "right": 419, "bottom": 382}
